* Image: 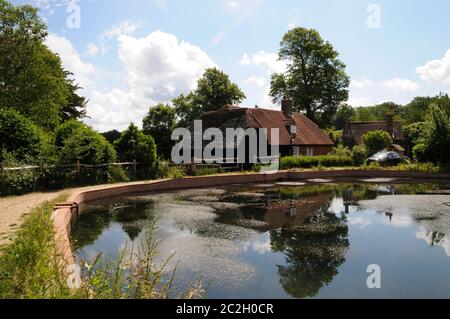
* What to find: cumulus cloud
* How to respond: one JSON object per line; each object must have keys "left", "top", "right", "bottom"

{"left": 88, "top": 31, "right": 215, "bottom": 131}
{"left": 84, "top": 42, "right": 100, "bottom": 56}
{"left": 102, "top": 20, "right": 144, "bottom": 40}
{"left": 417, "top": 49, "right": 450, "bottom": 85}
{"left": 351, "top": 77, "right": 373, "bottom": 89}
{"left": 117, "top": 31, "right": 216, "bottom": 101}
{"left": 240, "top": 51, "right": 287, "bottom": 74}
{"left": 245, "top": 75, "right": 265, "bottom": 87}
{"left": 45, "top": 33, "right": 96, "bottom": 88}
{"left": 382, "top": 78, "right": 420, "bottom": 92}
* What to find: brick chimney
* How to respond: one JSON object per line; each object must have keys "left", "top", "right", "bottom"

{"left": 385, "top": 113, "right": 394, "bottom": 139}
{"left": 281, "top": 97, "right": 293, "bottom": 118}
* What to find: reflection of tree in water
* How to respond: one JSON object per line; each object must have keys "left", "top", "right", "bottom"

{"left": 270, "top": 204, "right": 349, "bottom": 299}
{"left": 72, "top": 200, "right": 155, "bottom": 248}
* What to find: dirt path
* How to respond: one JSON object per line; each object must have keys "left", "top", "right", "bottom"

{"left": 0, "top": 181, "right": 159, "bottom": 247}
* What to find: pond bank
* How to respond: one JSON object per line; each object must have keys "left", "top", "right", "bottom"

{"left": 53, "top": 169, "right": 450, "bottom": 266}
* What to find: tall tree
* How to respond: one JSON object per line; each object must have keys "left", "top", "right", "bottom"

{"left": 332, "top": 104, "right": 355, "bottom": 130}
{"left": 173, "top": 68, "right": 246, "bottom": 127}
{"left": 142, "top": 104, "right": 176, "bottom": 160}
{"left": 0, "top": 0, "right": 86, "bottom": 130}
{"left": 60, "top": 72, "right": 88, "bottom": 122}
{"left": 114, "top": 124, "right": 157, "bottom": 163}
{"left": 270, "top": 27, "right": 350, "bottom": 127}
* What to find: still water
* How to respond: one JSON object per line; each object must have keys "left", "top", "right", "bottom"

{"left": 71, "top": 180, "right": 450, "bottom": 299}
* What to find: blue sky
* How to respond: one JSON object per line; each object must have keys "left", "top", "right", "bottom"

{"left": 12, "top": 0, "right": 450, "bottom": 131}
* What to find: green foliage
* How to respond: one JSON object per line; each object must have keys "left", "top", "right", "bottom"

{"left": 60, "top": 74, "right": 87, "bottom": 122}
{"left": 351, "top": 102, "right": 401, "bottom": 122}
{"left": 0, "top": 108, "right": 50, "bottom": 161}
{"left": 173, "top": 68, "right": 245, "bottom": 127}
{"left": 166, "top": 166, "right": 186, "bottom": 179}
{"left": 0, "top": 0, "right": 87, "bottom": 130}
{"left": 0, "top": 196, "right": 71, "bottom": 298}
{"left": 143, "top": 104, "right": 176, "bottom": 159}
{"left": 401, "top": 93, "right": 450, "bottom": 124}
{"left": 403, "top": 122, "right": 428, "bottom": 155}
{"left": 101, "top": 130, "right": 122, "bottom": 145}
{"left": 54, "top": 120, "right": 116, "bottom": 165}
{"left": 269, "top": 27, "right": 350, "bottom": 127}
{"left": 361, "top": 130, "right": 393, "bottom": 153}
{"left": 330, "top": 145, "right": 352, "bottom": 157}
{"left": 419, "top": 104, "right": 450, "bottom": 164}
{"left": 280, "top": 155, "right": 353, "bottom": 169}
{"left": 351, "top": 145, "right": 368, "bottom": 166}
{"left": 114, "top": 123, "right": 157, "bottom": 163}
{"left": 332, "top": 104, "right": 355, "bottom": 130}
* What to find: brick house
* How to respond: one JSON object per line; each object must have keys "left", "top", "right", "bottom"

{"left": 195, "top": 98, "right": 334, "bottom": 162}
{"left": 343, "top": 115, "right": 404, "bottom": 153}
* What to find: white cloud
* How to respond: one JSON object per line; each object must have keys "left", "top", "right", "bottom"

{"left": 45, "top": 33, "right": 96, "bottom": 88}
{"left": 245, "top": 75, "right": 265, "bottom": 87}
{"left": 382, "top": 78, "right": 420, "bottom": 92}
{"left": 417, "top": 49, "right": 450, "bottom": 85}
{"left": 84, "top": 43, "right": 100, "bottom": 56}
{"left": 240, "top": 51, "right": 287, "bottom": 74}
{"left": 351, "top": 77, "right": 373, "bottom": 89}
{"left": 102, "top": 20, "right": 144, "bottom": 40}
{"left": 239, "top": 53, "right": 251, "bottom": 65}
{"left": 117, "top": 31, "right": 216, "bottom": 101}
{"left": 87, "top": 31, "right": 216, "bottom": 131}
{"left": 46, "top": 30, "right": 216, "bottom": 131}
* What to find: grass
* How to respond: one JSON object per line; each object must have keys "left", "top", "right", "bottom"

{"left": 0, "top": 196, "right": 204, "bottom": 299}
{"left": 0, "top": 195, "right": 72, "bottom": 298}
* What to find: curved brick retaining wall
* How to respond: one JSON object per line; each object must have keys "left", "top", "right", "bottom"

{"left": 53, "top": 170, "right": 450, "bottom": 267}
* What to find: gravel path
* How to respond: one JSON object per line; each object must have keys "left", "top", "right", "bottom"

{"left": 0, "top": 181, "right": 162, "bottom": 247}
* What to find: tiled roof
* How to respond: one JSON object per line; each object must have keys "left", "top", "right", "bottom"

{"left": 199, "top": 106, "right": 334, "bottom": 146}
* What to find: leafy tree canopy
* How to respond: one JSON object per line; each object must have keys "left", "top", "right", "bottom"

{"left": 114, "top": 123, "right": 157, "bottom": 163}
{"left": 54, "top": 120, "right": 116, "bottom": 165}
{"left": 142, "top": 104, "right": 176, "bottom": 160}
{"left": 173, "top": 68, "right": 245, "bottom": 127}
{"left": 270, "top": 27, "right": 350, "bottom": 127}
{"left": 362, "top": 130, "right": 393, "bottom": 153}
{"left": 0, "top": 108, "right": 50, "bottom": 161}
{"left": 0, "top": 0, "right": 87, "bottom": 130}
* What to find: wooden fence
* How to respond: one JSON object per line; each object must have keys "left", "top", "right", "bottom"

{"left": 0, "top": 156, "right": 279, "bottom": 176}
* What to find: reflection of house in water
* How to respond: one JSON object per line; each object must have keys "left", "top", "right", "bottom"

{"left": 264, "top": 192, "right": 335, "bottom": 230}
{"left": 214, "top": 191, "right": 335, "bottom": 232}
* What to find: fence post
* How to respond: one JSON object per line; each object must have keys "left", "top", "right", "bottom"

{"left": 0, "top": 162, "right": 4, "bottom": 175}
{"left": 133, "top": 159, "right": 137, "bottom": 177}
{"left": 76, "top": 160, "right": 81, "bottom": 175}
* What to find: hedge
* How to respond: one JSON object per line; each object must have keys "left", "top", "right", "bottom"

{"left": 280, "top": 155, "right": 354, "bottom": 169}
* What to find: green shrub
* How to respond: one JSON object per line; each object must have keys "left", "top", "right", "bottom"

{"left": 362, "top": 130, "right": 393, "bottom": 152}
{"left": 166, "top": 166, "right": 186, "bottom": 179}
{"left": 330, "top": 145, "right": 352, "bottom": 157}
{"left": 280, "top": 155, "right": 353, "bottom": 169}
{"left": 0, "top": 109, "right": 50, "bottom": 162}
{"left": 351, "top": 145, "right": 368, "bottom": 166}
{"left": 54, "top": 120, "right": 116, "bottom": 165}
{"left": 403, "top": 122, "right": 428, "bottom": 155}
{"left": 421, "top": 104, "right": 450, "bottom": 164}
{"left": 413, "top": 143, "right": 427, "bottom": 162}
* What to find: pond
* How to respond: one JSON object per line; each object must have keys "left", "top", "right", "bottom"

{"left": 71, "top": 179, "right": 450, "bottom": 299}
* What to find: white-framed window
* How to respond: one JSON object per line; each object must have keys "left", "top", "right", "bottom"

{"left": 306, "top": 147, "right": 314, "bottom": 157}
{"left": 293, "top": 146, "right": 300, "bottom": 156}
